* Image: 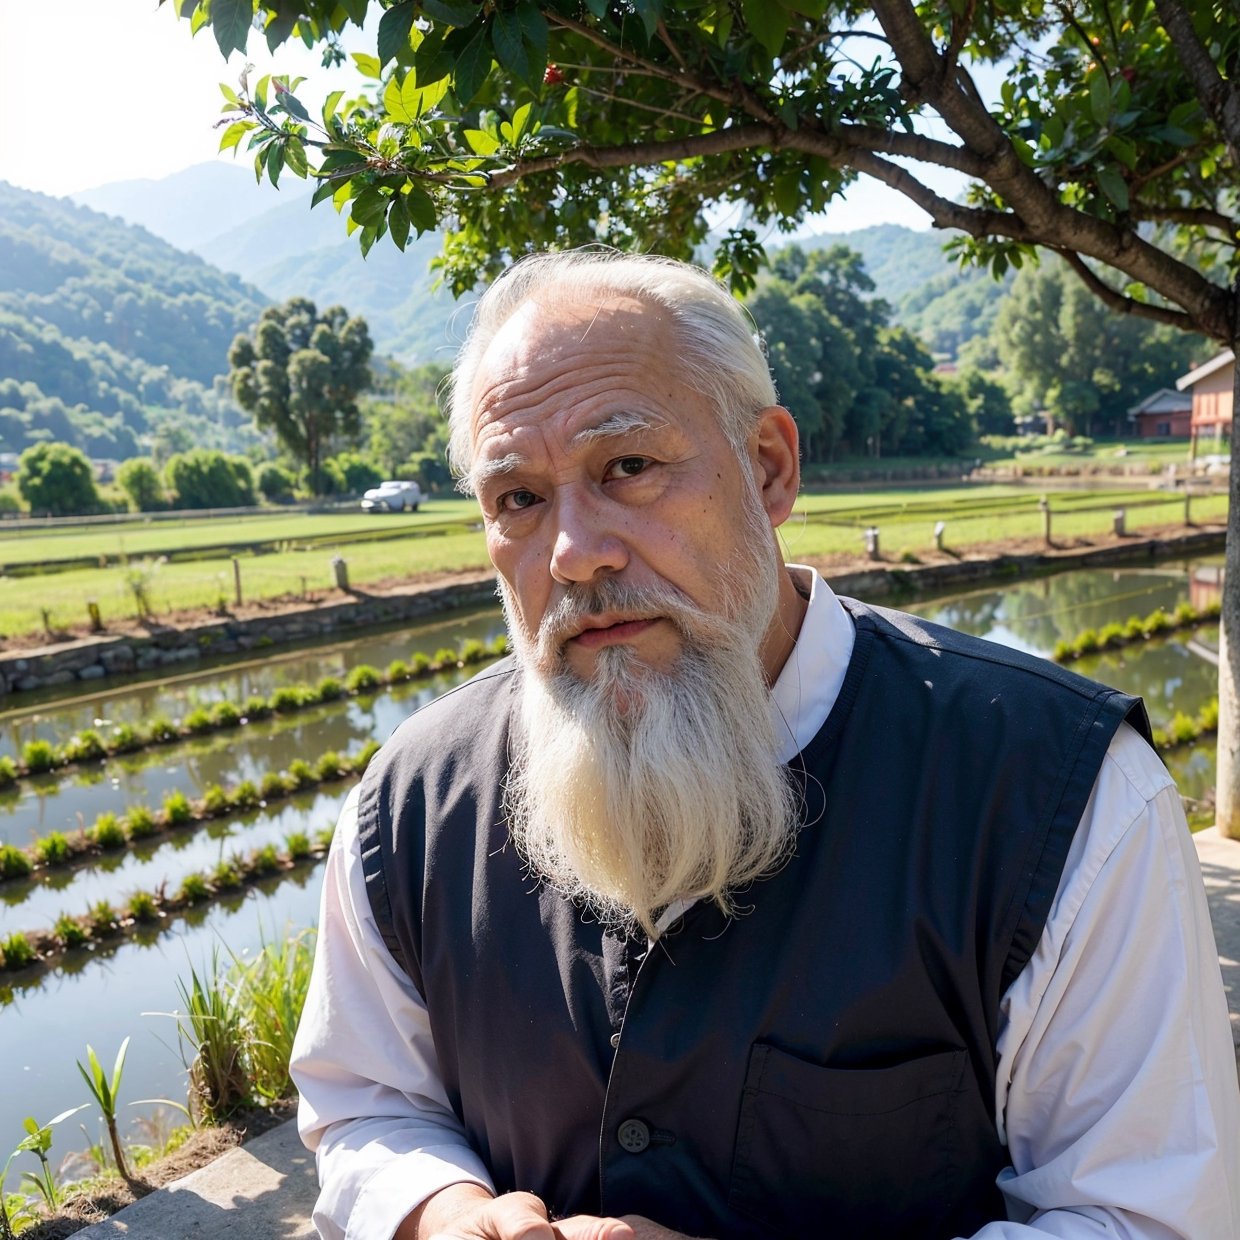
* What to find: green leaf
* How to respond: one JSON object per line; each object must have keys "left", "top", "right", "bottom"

{"left": 352, "top": 51, "right": 382, "bottom": 79}
{"left": 584, "top": 0, "right": 607, "bottom": 16}
{"left": 218, "top": 120, "right": 251, "bottom": 152}
{"left": 265, "top": 10, "right": 296, "bottom": 54}
{"left": 492, "top": 8, "right": 532, "bottom": 84}
{"left": 322, "top": 89, "right": 345, "bottom": 126}
{"left": 631, "top": 0, "right": 662, "bottom": 39}
{"left": 311, "top": 178, "right": 339, "bottom": 207}
{"left": 412, "top": 29, "right": 453, "bottom": 86}
{"left": 351, "top": 188, "right": 390, "bottom": 228}
{"left": 388, "top": 195, "right": 411, "bottom": 251}
{"left": 510, "top": 101, "right": 533, "bottom": 143}
{"left": 518, "top": 1, "right": 549, "bottom": 74}
{"left": 378, "top": 1, "right": 415, "bottom": 67}
{"left": 219, "top": 82, "right": 240, "bottom": 105}
{"left": 275, "top": 85, "right": 311, "bottom": 121}
{"left": 109, "top": 1037, "right": 129, "bottom": 1103}
{"left": 266, "top": 140, "right": 285, "bottom": 188}
{"left": 211, "top": 0, "right": 252, "bottom": 59}
{"left": 741, "top": 0, "right": 788, "bottom": 56}
{"left": 454, "top": 23, "right": 493, "bottom": 104}
{"left": 403, "top": 186, "right": 438, "bottom": 234}
{"left": 772, "top": 169, "right": 801, "bottom": 217}
{"left": 284, "top": 137, "right": 309, "bottom": 178}
{"left": 1096, "top": 164, "right": 1129, "bottom": 211}
{"left": 1103, "top": 134, "right": 1136, "bottom": 170}
{"left": 1088, "top": 70, "right": 1109, "bottom": 126}
{"left": 464, "top": 128, "right": 501, "bottom": 155}
{"left": 423, "top": 0, "right": 479, "bottom": 25}
{"left": 340, "top": 0, "right": 368, "bottom": 23}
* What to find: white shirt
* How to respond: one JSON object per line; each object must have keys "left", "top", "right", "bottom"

{"left": 290, "top": 569, "right": 1240, "bottom": 1239}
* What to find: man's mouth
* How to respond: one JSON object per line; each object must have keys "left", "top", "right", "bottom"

{"left": 567, "top": 616, "right": 658, "bottom": 650}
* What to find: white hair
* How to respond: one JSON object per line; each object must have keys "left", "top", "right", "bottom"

{"left": 448, "top": 250, "right": 777, "bottom": 483}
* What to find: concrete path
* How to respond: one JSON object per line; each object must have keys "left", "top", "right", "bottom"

{"left": 77, "top": 829, "right": 1240, "bottom": 1239}
{"left": 72, "top": 1120, "right": 317, "bottom": 1239}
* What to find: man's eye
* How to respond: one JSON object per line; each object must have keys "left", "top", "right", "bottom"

{"left": 605, "top": 456, "right": 650, "bottom": 480}
{"left": 498, "top": 489, "right": 540, "bottom": 512}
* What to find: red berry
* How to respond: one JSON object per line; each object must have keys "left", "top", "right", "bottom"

{"left": 543, "top": 64, "right": 564, "bottom": 86}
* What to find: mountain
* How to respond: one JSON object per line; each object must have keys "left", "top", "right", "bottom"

{"left": 0, "top": 181, "right": 267, "bottom": 459}
{"left": 72, "top": 161, "right": 288, "bottom": 256}
{"left": 796, "top": 224, "right": 1011, "bottom": 356}
{"left": 197, "top": 197, "right": 465, "bottom": 364}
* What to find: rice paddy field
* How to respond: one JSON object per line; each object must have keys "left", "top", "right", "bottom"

{"left": 0, "top": 483, "right": 1227, "bottom": 643}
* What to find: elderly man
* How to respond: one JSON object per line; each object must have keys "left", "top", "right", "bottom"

{"left": 290, "top": 252, "right": 1240, "bottom": 1240}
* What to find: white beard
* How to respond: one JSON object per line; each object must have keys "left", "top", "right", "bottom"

{"left": 500, "top": 510, "right": 801, "bottom": 938}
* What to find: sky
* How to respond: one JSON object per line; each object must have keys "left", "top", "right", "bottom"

{"left": 0, "top": 1, "right": 962, "bottom": 233}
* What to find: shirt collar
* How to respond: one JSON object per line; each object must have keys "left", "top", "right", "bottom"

{"left": 770, "top": 565, "right": 855, "bottom": 763}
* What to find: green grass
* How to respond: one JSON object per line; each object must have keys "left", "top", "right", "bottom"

{"left": 0, "top": 502, "right": 482, "bottom": 567}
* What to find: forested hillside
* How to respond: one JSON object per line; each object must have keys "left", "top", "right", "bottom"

{"left": 798, "top": 224, "right": 1011, "bottom": 357}
{"left": 0, "top": 182, "right": 267, "bottom": 458}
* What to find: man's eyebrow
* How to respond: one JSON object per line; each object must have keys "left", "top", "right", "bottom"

{"left": 570, "top": 411, "right": 666, "bottom": 444}
{"left": 464, "top": 452, "right": 525, "bottom": 494}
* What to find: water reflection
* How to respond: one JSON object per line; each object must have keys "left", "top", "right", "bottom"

{"left": 0, "top": 667, "right": 477, "bottom": 850}
{"left": 0, "top": 861, "right": 325, "bottom": 1161}
{"left": 0, "top": 605, "right": 507, "bottom": 757}
{"left": 0, "top": 787, "right": 349, "bottom": 932}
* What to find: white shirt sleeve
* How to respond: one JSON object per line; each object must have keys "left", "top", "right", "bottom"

{"left": 967, "top": 722, "right": 1240, "bottom": 1238}
{"left": 290, "top": 785, "right": 495, "bottom": 1240}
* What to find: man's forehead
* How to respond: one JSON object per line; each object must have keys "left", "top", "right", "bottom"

{"left": 477, "top": 293, "right": 668, "bottom": 376}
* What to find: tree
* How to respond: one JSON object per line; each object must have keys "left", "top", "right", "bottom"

{"left": 991, "top": 262, "right": 1201, "bottom": 436}
{"left": 16, "top": 442, "right": 99, "bottom": 517}
{"left": 177, "top": 1, "right": 1240, "bottom": 830}
{"left": 116, "top": 457, "right": 166, "bottom": 512}
{"left": 164, "top": 450, "right": 256, "bottom": 510}
{"left": 362, "top": 361, "right": 450, "bottom": 475}
{"left": 229, "top": 298, "right": 373, "bottom": 495}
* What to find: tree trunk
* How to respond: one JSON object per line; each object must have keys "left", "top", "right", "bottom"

{"left": 1216, "top": 325, "right": 1240, "bottom": 837}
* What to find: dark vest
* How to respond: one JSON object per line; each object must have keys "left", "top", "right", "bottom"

{"left": 357, "top": 599, "right": 1150, "bottom": 1239}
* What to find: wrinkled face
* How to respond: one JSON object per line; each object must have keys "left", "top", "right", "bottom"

{"left": 468, "top": 296, "right": 777, "bottom": 681}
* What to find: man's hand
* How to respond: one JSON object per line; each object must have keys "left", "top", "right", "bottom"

{"left": 399, "top": 1183, "right": 637, "bottom": 1240}
{"left": 620, "top": 1218, "right": 711, "bottom": 1240}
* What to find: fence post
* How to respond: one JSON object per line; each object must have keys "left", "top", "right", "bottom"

{"left": 87, "top": 601, "right": 103, "bottom": 633}
{"left": 863, "top": 526, "right": 881, "bottom": 561}
{"left": 934, "top": 520, "right": 947, "bottom": 551}
{"left": 1112, "top": 508, "right": 1126, "bottom": 537}
{"left": 232, "top": 557, "right": 243, "bottom": 608}
{"left": 1185, "top": 489, "right": 1193, "bottom": 527}
{"left": 1039, "top": 496, "right": 1051, "bottom": 547}
{"left": 332, "top": 556, "right": 350, "bottom": 591}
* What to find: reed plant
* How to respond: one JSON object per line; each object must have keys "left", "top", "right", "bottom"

{"left": 89, "top": 813, "right": 127, "bottom": 850}
{"left": 173, "top": 954, "right": 251, "bottom": 1123}
{"left": 0, "top": 933, "right": 34, "bottom": 970}
{"left": 76, "top": 1039, "right": 133, "bottom": 1182}
{"left": 0, "top": 757, "right": 16, "bottom": 788}
{"left": 345, "top": 664, "right": 381, "bottom": 693}
{"left": 22, "top": 740, "right": 56, "bottom": 774}
{"left": 62, "top": 730, "right": 106, "bottom": 764}
{"left": 35, "top": 832, "right": 71, "bottom": 866}
{"left": 163, "top": 789, "right": 192, "bottom": 825}
{"left": 125, "top": 805, "right": 158, "bottom": 839}
{"left": 0, "top": 845, "right": 31, "bottom": 881}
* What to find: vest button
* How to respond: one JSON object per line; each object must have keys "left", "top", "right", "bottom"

{"left": 616, "top": 1118, "right": 650, "bottom": 1153}
{"left": 609, "top": 1032, "right": 621, "bottom": 1049}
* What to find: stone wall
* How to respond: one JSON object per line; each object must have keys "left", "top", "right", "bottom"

{"left": 0, "top": 577, "right": 500, "bottom": 698}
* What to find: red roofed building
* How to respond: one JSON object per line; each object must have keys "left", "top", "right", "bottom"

{"left": 1176, "top": 350, "right": 1234, "bottom": 458}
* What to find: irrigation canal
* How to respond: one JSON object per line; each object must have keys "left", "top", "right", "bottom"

{"left": 0, "top": 556, "right": 1224, "bottom": 1160}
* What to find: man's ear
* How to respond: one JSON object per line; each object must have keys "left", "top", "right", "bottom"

{"left": 751, "top": 406, "right": 800, "bottom": 528}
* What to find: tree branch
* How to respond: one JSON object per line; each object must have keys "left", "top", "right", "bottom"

{"left": 1130, "top": 201, "right": 1240, "bottom": 240}
{"left": 1153, "top": 0, "right": 1240, "bottom": 164}
{"left": 832, "top": 123, "right": 987, "bottom": 176}
{"left": 870, "top": 0, "right": 1234, "bottom": 340}
{"left": 485, "top": 125, "right": 778, "bottom": 188}
{"left": 1057, "top": 250, "right": 1201, "bottom": 331}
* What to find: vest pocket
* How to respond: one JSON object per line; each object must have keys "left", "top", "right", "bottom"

{"left": 728, "top": 1042, "right": 969, "bottom": 1239}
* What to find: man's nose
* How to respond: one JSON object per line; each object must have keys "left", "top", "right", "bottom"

{"left": 548, "top": 490, "right": 628, "bottom": 585}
